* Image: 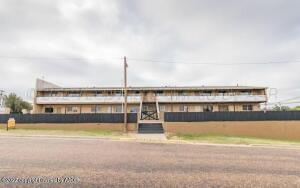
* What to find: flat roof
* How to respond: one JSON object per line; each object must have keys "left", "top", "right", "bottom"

{"left": 38, "top": 86, "right": 267, "bottom": 92}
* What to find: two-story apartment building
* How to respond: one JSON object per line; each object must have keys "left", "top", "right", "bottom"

{"left": 34, "top": 79, "right": 267, "bottom": 121}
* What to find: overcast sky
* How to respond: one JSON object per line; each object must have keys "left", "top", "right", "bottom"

{"left": 0, "top": 0, "right": 300, "bottom": 105}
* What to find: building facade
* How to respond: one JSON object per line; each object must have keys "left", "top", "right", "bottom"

{"left": 34, "top": 79, "right": 267, "bottom": 120}
{"left": 0, "top": 90, "right": 9, "bottom": 114}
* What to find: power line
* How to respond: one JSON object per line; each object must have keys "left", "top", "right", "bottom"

{"left": 0, "top": 55, "right": 123, "bottom": 60}
{"left": 0, "top": 55, "right": 300, "bottom": 65}
{"left": 0, "top": 56, "right": 123, "bottom": 64}
{"left": 128, "top": 58, "right": 300, "bottom": 65}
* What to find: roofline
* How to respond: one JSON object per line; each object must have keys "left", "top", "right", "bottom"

{"left": 37, "top": 86, "right": 268, "bottom": 92}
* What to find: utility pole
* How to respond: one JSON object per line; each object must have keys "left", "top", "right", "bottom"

{"left": 123, "top": 56, "right": 128, "bottom": 132}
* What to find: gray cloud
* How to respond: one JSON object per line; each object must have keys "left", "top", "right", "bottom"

{"left": 0, "top": 0, "right": 300, "bottom": 105}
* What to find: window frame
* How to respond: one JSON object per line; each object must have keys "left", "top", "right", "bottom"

{"left": 179, "top": 105, "right": 188, "bottom": 112}
{"left": 115, "top": 105, "right": 123, "bottom": 113}
{"left": 203, "top": 105, "right": 213, "bottom": 112}
{"left": 242, "top": 104, "right": 253, "bottom": 111}
{"left": 44, "top": 107, "right": 54, "bottom": 113}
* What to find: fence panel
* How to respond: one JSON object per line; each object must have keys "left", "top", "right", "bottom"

{"left": 0, "top": 113, "right": 137, "bottom": 124}
{"left": 164, "top": 111, "right": 300, "bottom": 122}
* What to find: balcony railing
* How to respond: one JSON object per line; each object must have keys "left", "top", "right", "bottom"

{"left": 36, "top": 95, "right": 267, "bottom": 104}
{"left": 156, "top": 95, "right": 267, "bottom": 103}
{"left": 36, "top": 96, "right": 141, "bottom": 104}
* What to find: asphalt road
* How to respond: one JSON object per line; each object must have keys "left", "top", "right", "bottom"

{"left": 0, "top": 136, "right": 300, "bottom": 188}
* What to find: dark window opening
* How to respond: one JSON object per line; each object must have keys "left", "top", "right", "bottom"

{"left": 45, "top": 107, "right": 54, "bottom": 113}
{"left": 243, "top": 105, "right": 253, "bottom": 111}
{"left": 156, "top": 90, "right": 164, "bottom": 96}
{"left": 203, "top": 105, "right": 213, "bottom": 112}
{"left": 201, "top": 91, "right": 212, "bottom": 96}
{"left": 218, "top": 90, "right": 226, "bottom": 96}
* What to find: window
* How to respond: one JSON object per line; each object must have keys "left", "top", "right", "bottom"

{"left": 203, "top": 105, "right": 213, "bottom": 112}
{"left": 219, "top": 105, "right": 229, "bottom": 112}
{"left": 226, "top": 92, "right": 235, "bottom": 96}
{"left": 107, "top": 106, "right": 112, "bottom": 113}
{"left": 95, "top": 91, "right": 103, "bottom": 96}
{"left": 50, "top": 92, "right": 58, "bottom": 97}
{"left": 45, "top": 107, "right": 54, "bottom": 113}
{"left": 159, "top": 105, "right": 166, "bottom": 112}
{"left": 243, "top": 105, "right": 253, "bottom": 111}
{"left": 115, "top": 105, "right": 123, "bottom": 113}
{"left": 91, "top": 105, "right": 101, "bottom": 113}
{"left": 68, "top": 92, "right": 81, "bottom": 97}
{"left": 201, "top": 91, "right": 212, "bottom": 96}
{"left": 67, "top": 106, "right": 79, "bottom": 113}
{"left": 194, "top": 91, "right": 201, "bottom": 96}
{"left": 156, "top": 90, "right": 164, "bottom": 96}
{"left": 130, "top": 91, "right": 140, "bottom": 96}
{"left": 142, "top": 105, "right": 149, "bottom": 111}
{"left": 179, "top": 105, "right": 188, "bottom": 112}
{"left": 241, "top": 90, "right": 251, "bottom": 95}
{"left": 218, "top": 91, "right": 226, "bottom": 96}
{"left": 130, "top": 107, "right": 139, "bottom": 113}
{"left": 115, "top": 90, "right": 122, "bottom": 96}
{"left": 178, "top": 91, "right": 188, "bottom": 96}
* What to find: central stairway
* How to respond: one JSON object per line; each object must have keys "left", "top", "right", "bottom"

{"left": 138, "top": 123, "right": 164, "bottom": 134}
{"left": 137, "top": 96, "right": 164, "bottom": 134}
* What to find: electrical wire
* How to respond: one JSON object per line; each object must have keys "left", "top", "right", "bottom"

{"left": 128, "top": 57, "right": 300, "bottom": 65}
{"left": 0, "top": 55, "right": 300, "bottom": 65}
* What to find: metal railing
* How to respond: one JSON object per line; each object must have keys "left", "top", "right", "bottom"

{"left": 36, "top": 96, "right": 141, "bottom": 104}
{"left": 157, "top": 95, "right": 267, "bottom": 103}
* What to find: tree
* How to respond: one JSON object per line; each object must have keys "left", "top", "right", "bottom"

{"left": 4, "top": 93, "right": 32, "bottom": 113}
{"left": 292, "top": 106, "right": 300, "bottom": 111}
{"left": 272, "top": 105, "right": 290, "bottom": 111}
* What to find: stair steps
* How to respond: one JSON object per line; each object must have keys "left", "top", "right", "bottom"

{"left": 138, "top": 123, "right": 164, "bottom": 134}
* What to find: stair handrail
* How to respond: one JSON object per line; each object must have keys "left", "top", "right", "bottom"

{"left": 156, "top": 99, "right": 160, "bottom": 120}
{"left": 139, "top": 94, "right": 143, "bottom": 121}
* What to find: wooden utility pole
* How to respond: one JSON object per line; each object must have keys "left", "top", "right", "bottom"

{"left": 123, "top": 56, "right": 128, "bottom": 132}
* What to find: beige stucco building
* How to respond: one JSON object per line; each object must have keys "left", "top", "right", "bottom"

{"left": 0, "top": 90, "right": 10, "bottom": 114}
{"left": 34, "top": 79, "right": 267, "bottom": 121}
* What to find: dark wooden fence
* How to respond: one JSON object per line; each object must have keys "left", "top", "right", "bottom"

{"left": 164, "top": 111, "right": 300, "bottom": 122}
{"left": 0, "top": 113, "right": 137, "bottom": 124}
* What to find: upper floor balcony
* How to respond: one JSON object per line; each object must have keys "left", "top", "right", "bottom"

{"left": 36, "top": 94, "right": 267, "bottom": 105}
{"left": 156, "top": 95, "right": 267, "bottom": 103}
{"left": 36, "top": 96, "right": 141, "bottom": 104}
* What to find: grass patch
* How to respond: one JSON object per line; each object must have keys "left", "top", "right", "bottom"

{"left": 0, "top": 128, "right": 128, "bottom": 138}
{"left": 168, "top": 133, "right": 300, "bottom": 145}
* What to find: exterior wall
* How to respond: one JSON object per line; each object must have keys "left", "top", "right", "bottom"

{"left": 0, "top": 93, "right": 9, "bottom": 114}
{"left": 34, "top": 102, "right": 261, "bottom": 114}
{"left": 164, "top": 121, "right": 300, "bottom": 140}
{"left": 1, "top": 123, "right": 137, "bottom": 131}
{"left": 34, "top": 104, "right": 140, "bottom": 114}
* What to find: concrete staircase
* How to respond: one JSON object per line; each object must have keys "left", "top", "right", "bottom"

{"left": 138, "top": 123, "right": 164, "bottom": 134}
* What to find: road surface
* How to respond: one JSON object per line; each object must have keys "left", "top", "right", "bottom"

{"left": 0, "top": 136, "right": 300, "bottom": 187}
